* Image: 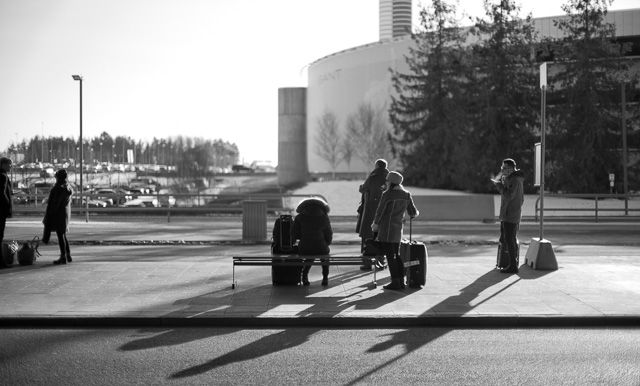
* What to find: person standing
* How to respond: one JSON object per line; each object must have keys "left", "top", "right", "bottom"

{"left": 291, "top": 197, "right": 333, "bottom": 286}
{"left": 0, "top": 157, "right": 13, "bottom": 269}
{"left": 372, "top": 171, "right": 419, "bottom": 290}
{"left": 492, "top": 158, "right": 525, "bottom": 274}
{"left": 358, "top": 159, "right": 389, "bottom": 271}
{"left": 43, "top": 169, "right": 74, "bottom": 265}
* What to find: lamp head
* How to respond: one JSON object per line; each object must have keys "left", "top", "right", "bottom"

{"left": 72, "top": 75, "right": 82, "bottom": 81}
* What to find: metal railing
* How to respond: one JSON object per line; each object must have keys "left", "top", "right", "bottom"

{"left": 13, "top": 192, "right": 328, "bottom": 222}
{"left": 535, "top": 193, "right": 640, "bottom": 222}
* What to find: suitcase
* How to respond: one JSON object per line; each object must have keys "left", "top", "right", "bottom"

{"left": 271, "top": 257, "right": 302, "bottom": 286}
{"left": 400, "top": 218, "right": 428, "bottom": 288}
{"left": 496, "top": 241, "right": 519, "bottom": 270}
{"left": 271, "top": 215, "right": 302, "bottom": 285}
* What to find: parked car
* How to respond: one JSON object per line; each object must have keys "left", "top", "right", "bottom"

{"left": 232, "top": 164, "right": 254, "bottom": 173}
{"left": 121, "top": 196, "right": 156, "bottom": 207}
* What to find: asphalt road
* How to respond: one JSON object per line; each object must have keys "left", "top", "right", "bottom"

{"left": 1, "top": 328, "right": 639, "bottom": 385}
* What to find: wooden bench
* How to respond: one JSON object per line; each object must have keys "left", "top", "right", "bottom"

{"left": 231, "top": 254, "right": 379, "bottom": 289}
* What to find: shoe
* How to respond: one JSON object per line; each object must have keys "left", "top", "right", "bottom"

{"left": 66, "top": 255, "right": 73, "bottom": 263}
{"left": 383, "top": 282, "right": 402, "bottom": 290}
{"left": 321, "top": 278, "right": 328, "bottom": 286}
{"left": 359, "top": 265, "right": 372, "bottom": 271}
{"left": 53, "top": 257, "right": 67, "bottom": 265}
{"left": 500, "top": 266, "right": 518, "bottom": 274}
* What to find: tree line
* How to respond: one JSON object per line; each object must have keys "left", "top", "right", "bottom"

{"left": 4, "top": 132, "right": 239, "bottom": 177}
{"left": 390, "top": 0, "right": 639, "bottom": 193}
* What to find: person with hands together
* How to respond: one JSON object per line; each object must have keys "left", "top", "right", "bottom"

{"left": 371, "top": 171, "right": 419, "bottom": 290}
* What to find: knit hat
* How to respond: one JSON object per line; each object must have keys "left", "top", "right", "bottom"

{"left": 386, "top": 171, "right": 403, "bottom": 185}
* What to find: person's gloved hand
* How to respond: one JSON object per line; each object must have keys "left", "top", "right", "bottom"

{"left": 371, "top": 223, "right": 379, "bottom": 232}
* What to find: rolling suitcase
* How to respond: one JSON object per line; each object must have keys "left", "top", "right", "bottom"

{"left": 271, "top": 215, "right": 302, "bottom": 285}
{"left": 400, "top": 218, "right": 428, "bottom": 288}
{"left": 496, "top": 241, "right": 519, "bottom": 270}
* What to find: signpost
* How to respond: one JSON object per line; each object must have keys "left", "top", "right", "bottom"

{"left": 524, "top": 63, "right": 558, "bottom": 271}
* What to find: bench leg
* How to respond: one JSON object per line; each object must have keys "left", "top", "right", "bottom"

{"left": 372, "top": 260, "right": 377, "bottom": 289}
{"left": 232, "top": 264, "right": 236, "bottom": 289}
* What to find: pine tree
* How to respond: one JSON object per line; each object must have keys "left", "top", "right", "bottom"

{"left": 389, "top": 0, "right": 469, "bottom": 188}
{"left": 462, "top": 0, "right": 539, "bottom": 192}
{"left": 545, "top": 0, "right": 632, "bottom": 193}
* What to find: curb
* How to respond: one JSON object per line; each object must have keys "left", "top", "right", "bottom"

{"left": 2, "top": 316, "right": 639, "bottom": 329}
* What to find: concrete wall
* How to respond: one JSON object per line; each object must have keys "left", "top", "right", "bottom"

{"left": 413, "top": 195, "right": 496, "bottom": 221}
{"left": 278, "top": 87, "right": 308, "bottom": 187}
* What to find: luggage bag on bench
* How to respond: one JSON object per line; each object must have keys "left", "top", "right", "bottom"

{"left": 271, "top": 214, "right": 302, "bottom": 285}
{"left": 400, "top": 218, "right": 427, "bottom": 288}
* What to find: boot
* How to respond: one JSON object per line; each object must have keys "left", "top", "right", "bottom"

{"left": 500, "top": 253, "right": 519, "bottom": 274}
{"left": 321, "top": 264, "right": 329, "bottom": 286}
{"left": 53, "top": 255, "right": 67, "bottom": 265}
{"left": 302, "top": 266, "right": 311, "bottom": 286}
{"left": 66, "top": 254, "right": 73, "bottom": 263}
{"left": 383, "top": 279, "right": 402, "bottom": 290}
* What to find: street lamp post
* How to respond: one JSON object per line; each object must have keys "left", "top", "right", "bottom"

{"left": 72, "top": 75, "right": 88, "bottom": 222}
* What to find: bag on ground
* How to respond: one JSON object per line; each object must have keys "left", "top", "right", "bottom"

{"left": 2, "top": 241, "right": 18, "bottom": 265}
{"left": 270, "top": 214, "right": 301, "bottom": 285}
{"left": 17, "top": 236, "right": 41, "bottom": 266}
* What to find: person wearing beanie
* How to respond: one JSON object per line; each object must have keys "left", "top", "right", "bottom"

{"left": 371, "top": 171, "right": 419, "bottom": 290}
{"left": 492, "top": 158, "right": 525, "bottom": 273}
{"left": 357, "top": 158, "right": 389, "bottom": 271}
{"left": 43, "top": 169, "right": 74, "bottom": 265}
{"left": 291, "top": 197, "right": 333, "bottom": 286}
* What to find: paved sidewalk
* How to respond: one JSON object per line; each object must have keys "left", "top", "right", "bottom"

{"left": 1, "top": 218, "right": 639, "bottom": 327}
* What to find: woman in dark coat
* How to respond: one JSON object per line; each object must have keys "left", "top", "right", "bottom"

{"left": 372, "top": 171, "right": 419, "bottom": 290}
{"left": 357, "top": 159, "right": 389, "bottom": 270}
{"left": 291, "top": 197, "right": 333, "bottom": 286}
{"left": 43, "top": 169, "right": 74, "bottom": 265}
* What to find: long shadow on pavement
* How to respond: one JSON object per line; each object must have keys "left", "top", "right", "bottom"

{"left": 345, "top": 266, "right": 554, "bottom": 385}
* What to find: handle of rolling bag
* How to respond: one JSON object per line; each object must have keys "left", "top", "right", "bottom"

{"left": 405, "top": 217, "right": 412, "bottom": 283}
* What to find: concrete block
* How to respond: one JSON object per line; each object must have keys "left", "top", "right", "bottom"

{"left": 524, "top": 238, "right": 558, "bottom": 270}
{"left": 412, "top": 195, "right": 495, "bottom": 221}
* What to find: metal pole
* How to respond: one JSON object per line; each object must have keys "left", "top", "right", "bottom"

{"left": 80, "top": 78, "right": 88, "bottom": 222}
{"left": 622, "top": 82, "right": 628, "bottom": 215}
{"left": 540, "top": 85, "right": 546, "bottom": 241}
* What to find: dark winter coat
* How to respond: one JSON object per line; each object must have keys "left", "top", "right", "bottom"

{"left": 496, "top": 169, "right": 525, "bottom": 224}
{"left": 358, "top": 167, "right": 388, "bottom": 239}
{"left": 291, "top": 198, "right": 333, "bottom": 255}
{"left": 0, "top": 169, "right": 11, "bottom": 220}
{"left": 43, "top": 182, "right": 73, "bottom": 232}
{"left": 373, "top": 185, "right": 419, "bottom": 243}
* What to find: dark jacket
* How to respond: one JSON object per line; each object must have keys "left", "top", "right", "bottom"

{"left": 496, "top": 169, "right": 525, "bottom": 224}
{"left": 373, "top": 185, "right": 419, "bottom": 243}
{"left": 0, "top": 169, "right": 11, "bottom": 219}
{"left": 358, "top": 167, "right": 389, "bottom": 239}
{"left": 43, "top": 182, "right": 73, "bottom": 232}
{"left": 291, "top": 198, "right": 333, "bottom": 255}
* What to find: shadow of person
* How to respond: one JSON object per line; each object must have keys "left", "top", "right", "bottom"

{"left": 344, "top": 265, "right": 543, "bottom": 385}
{"left": 170, "top": 328, "right": 322, "bottom": 379}
{"left": 120, "top": 327, "right": 241, "bottom": 352}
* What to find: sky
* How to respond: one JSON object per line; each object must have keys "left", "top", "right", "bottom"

{"left": 1, "top": 0, "right": 637, "bottom": 165}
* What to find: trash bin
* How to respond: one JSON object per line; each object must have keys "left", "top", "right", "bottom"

{"left": 242, "top": 200, "right": 267, "bottom": 240}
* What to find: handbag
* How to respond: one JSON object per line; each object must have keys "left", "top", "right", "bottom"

{"left": 17, "top": 236, "right": 41, "bottom": 266}
{"left": 2, "top": 241, "right": 19, "bottom": 265}
{"left": 363, "top": 238, "right": 383, "bottom": 256}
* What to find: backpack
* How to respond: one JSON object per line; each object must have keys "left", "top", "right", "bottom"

{"left": 271, "top": 215, "right": 296, "bottom": 254}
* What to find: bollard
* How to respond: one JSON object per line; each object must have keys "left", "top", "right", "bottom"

{"left": 524, "top": 238, "right": 558, "bottom": 270}
{"left": 242, "top": 200, "right": 268, "bottom": 241}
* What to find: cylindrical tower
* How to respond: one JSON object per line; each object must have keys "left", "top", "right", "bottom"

{"left": 278, "top": 87, "right": 308, "bottom": 187}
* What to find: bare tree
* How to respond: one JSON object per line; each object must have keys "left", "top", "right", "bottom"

{"left": 340, "top": 140, "right": 355, "bottom": 179}
{"left": 346, "top": 102, "right": 392, "bottom": 167}
{"left": 314, "top": 109, "right": 343, "bottom": 179}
